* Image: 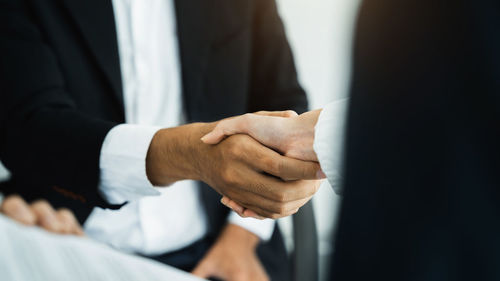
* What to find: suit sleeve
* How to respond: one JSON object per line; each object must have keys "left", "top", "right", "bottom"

{"left": 247, "top": 0, "right": 309, "bottom": 114}
{"left": 0, "top": 0, "right": 118, "bottom": 208}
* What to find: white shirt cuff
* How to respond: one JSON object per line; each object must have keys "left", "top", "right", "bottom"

{"left": 313, "top": 99, "right": 349, "bottom": 194}
{"left": 228, "top": 212, "right": 275, "bottom": 241}
{"left": 99, "top": 124, "right": 162, "bottom": 205}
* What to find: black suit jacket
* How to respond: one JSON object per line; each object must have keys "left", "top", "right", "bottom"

{"left": 0, "top": 0, "right": 306, "bottom": 278}
{"left": 331, "top": 0, "right": 500, "bottom": 280}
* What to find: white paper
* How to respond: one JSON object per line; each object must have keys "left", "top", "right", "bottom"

{"left": 0, "top": 214, "right": 206, "bottom": 281}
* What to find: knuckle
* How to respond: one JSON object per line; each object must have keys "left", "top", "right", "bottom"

{"left": 221, "top": 169, "right": 237, "bottom": 185}
{"left": 242, "top": 113, "right": 253, "bottom": 120}
{"left": 32, "top": 199, "right": 51, "bottom": 211}
{"left": 270, "top": 202, "right": 288, "bottom": 215}
{"left": 2, "top": 196, "right": 24, "bottom": 212}
{"left": 278, "top": 204, "right": 288, "bottom": 215}
{"left": 300, "top": 163, "right": 316, "bottom": 179}
{"left": 305, "top": 181, "right": 321, "bottom": 196}
{"left": 271, "top": 191, "right": 287, "bottom": 203}
{"left": 263, "top": 157, "right": 279, "bottom": 174}
{"left": 270, "top": 213, "right": 282, "bottom": 220}
{"left": 57, "top": 208, "right": 74, "bottom": 219}
{"left": 225, "top": 142, "right": 243, "bottom": 159}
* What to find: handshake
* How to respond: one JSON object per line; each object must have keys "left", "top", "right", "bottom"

{"left": 1, "top": 109, "right": 324, "bottom": 229}
{"left": 147, "top": 109, "right": 324, "bottom": 220}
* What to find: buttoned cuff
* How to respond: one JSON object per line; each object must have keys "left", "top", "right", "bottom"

{"left": 99, "top": 124, "right": 162, "bottom": 205}
{"left": 314, "top": 99, "right": 349, "bottom": 195}
{"left": 228, "top": 212, "right": 275, "bottom": 241}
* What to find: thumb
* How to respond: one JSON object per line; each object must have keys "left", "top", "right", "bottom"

{"left": 254, "top": 110, "right": 298, "bottom": 118}
{"left": 201, "top": 115, "right": 250, "bottom": 144}
{"left": 200, "top": 127, "right": 226, "bottom": 144}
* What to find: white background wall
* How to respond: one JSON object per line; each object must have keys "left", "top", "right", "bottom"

{"left": 275, "top": 0, "right": 361, "bottom": 280}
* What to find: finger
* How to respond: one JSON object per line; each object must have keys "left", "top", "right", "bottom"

{"left": 223, "top": 186, "right": 284, "bottom": 215}
{"left": 253, "top": 110, "right": 298, "bottom": 118}
{"left": 201, "top": 112, "right": 295, "bottom": 145}
{"left": 231, "top": 166, "right": 321, "bottom": 205}
{"left": 241, "top": 209, "right": 266, "bottom": 220}
{"left": 31, "top": 200, "right": 63, "bottom": 233}
{"left": 247, "top": 142, "right": 324, "bottom": 181}
{"left": 275, "top": 157, "right": 324, "bottom": 181}
{"left": 224, "top": 179, "right": 316, "bottom": 217}
{"left": 221, "top": 196, "right": 245, "bottom": 215}
{"left": 57, "top": 208, "right": 85, "bottom": 236}
{"left": 201, "top": 115, "right": 249, "bottom": 144}
{"left": 222, "top": 197, "right": 266, "bottom": 220}
{"left": 239, "top": 195, "right": 314, "bottom": 219}
{"left": 237, "top": 204, "right": 294, "bottom": 220}
{"left": 0, "top": 195, "right": 36, "bottom": 225}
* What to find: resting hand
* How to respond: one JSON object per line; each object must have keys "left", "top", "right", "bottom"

{"left": 192, "top": 224, "right": 269, "bottom": 281}
{"left": 201, "top": 109, "right": 322, "bottom": 161}
{"left": 0, "top": 195, "right": 84, "bottom": 236}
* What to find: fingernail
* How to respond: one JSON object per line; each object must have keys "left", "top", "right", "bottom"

{"left": 317, "top": 170, "right": 327, "bottom": 179}
{"left": 220, "top": 197, "right": 229, "bottom": 206}
{"left": 200, "top": 135, "right": 208, "bottom": 142}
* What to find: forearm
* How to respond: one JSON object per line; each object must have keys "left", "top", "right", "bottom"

{"left": 220, "top": 223, "right": 260, "bottom": 250}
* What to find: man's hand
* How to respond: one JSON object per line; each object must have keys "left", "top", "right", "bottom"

{"left": 192, "top": 224, "right": 269, "bottom": 281}
{"left": 146, "top": 121, "right": 323, "bottom": 219}
{"left": 0, "top": 195, "right": 84, "bottom": 236}
{"left": 201, "top": 110, "right": 323, "bottom": 162}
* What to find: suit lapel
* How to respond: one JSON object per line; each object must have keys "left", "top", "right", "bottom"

{"left": 174, "top": 0, "right": 216, "bottom": 120}
{"left": 60, "top": 0, "right": 124, "bottom": 110}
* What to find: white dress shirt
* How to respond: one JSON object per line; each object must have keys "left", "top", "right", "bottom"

{"left": 314, "top": 99, "right": 349, "bottom": 194}
{"left": 84, "top": 0, "right": 274, "bottom": 256}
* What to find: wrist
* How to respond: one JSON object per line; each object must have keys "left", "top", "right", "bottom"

{"left": 221, "top": 224, "right": 260, "bottom": 250}
{"left": 146, "top": 122, "right": 216, "bottom": 186}
{"left": 282, "top": 109, "right": 322, "bottom": 161}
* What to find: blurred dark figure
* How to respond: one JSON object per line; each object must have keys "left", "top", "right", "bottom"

{"left": 332, "top": 0, "right": 500, "bottom": 280}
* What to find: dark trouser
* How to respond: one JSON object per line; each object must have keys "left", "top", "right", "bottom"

{"left": 143, "top": 230, "right": 291, "bottom": 281}
{"left": 145, "top": 236, "right": 212, "bottom": 273}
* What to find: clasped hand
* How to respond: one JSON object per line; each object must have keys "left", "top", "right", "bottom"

{"left": 200, "top": 110, "right": 323, "bottom": 219}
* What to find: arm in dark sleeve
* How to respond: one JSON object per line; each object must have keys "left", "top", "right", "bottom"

{"left": 0, "top": 0, "right": 118, "bottom": 208}
{"left": 248, "top": 0, "right": 309, "bottom": 113}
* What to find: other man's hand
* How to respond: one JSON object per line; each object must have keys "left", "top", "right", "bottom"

{"left": 0, "top": 195, "right": 84, "bottom": 236}
{"left": 192, "top": 224, "right": 269, "bottom": 281}
{"left": 202, "top": 110, "right": 323, "bottom": 162}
